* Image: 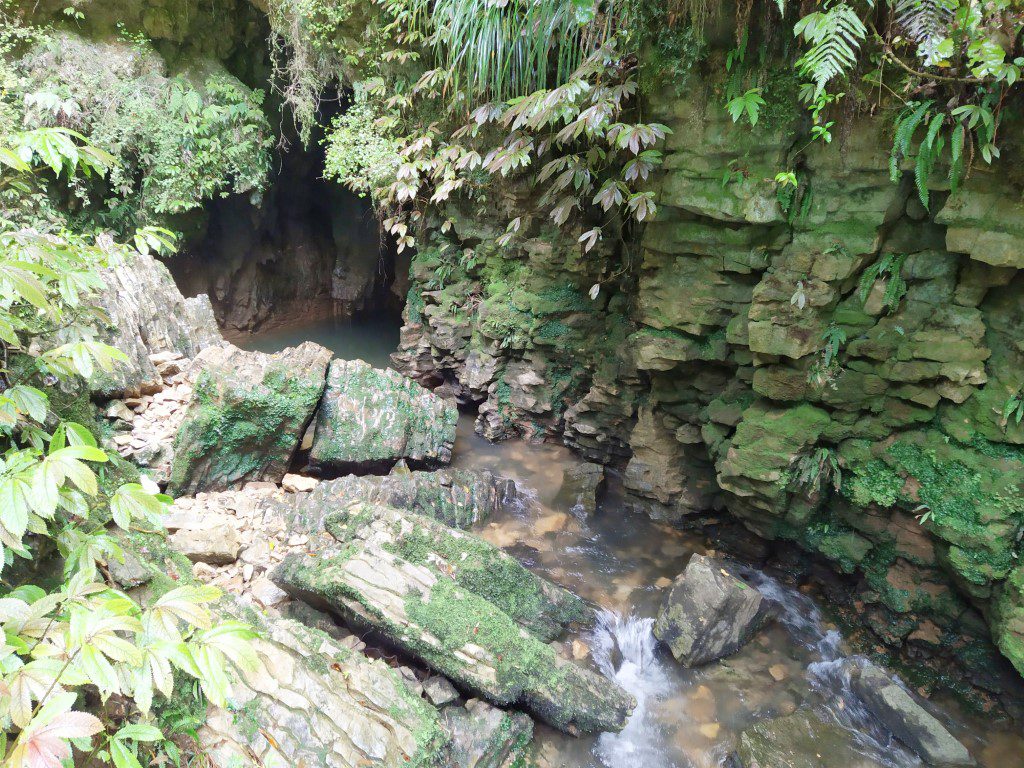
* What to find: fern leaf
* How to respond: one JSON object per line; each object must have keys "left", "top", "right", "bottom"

{"left": 894, "top": 0, "right": 955, "bottom": 56}
{"left": 949, "top": 123, "right": 965, "bottom": 195}
{"left": 915, "top": 147, "right": 931, "bottom": 209}
{"left": 858, "top": 262, "right": 880, "bottom": 304}
{"left": 794, "top": 4, "right": 866, "bottom": 94}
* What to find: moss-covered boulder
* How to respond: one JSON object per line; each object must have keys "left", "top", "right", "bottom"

{"left": 272, "top": 502, "right": 634, "bottom": 734}
{"left": 310, "top": 359, "right": 458, "bottom": 470}
{"left": 654, "top": 554, "right": 770, "bottom": 666}
{"left": 279, "top": 467, "right": 520, "bottom": 532}
{"left": 169, "top": 342, "right": 331, "bottom": 495}
{"left": 994, "top": 566, "right": 1024, "bottom": 677}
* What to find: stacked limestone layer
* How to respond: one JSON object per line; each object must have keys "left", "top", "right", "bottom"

{"left": 390, "top": 77, "right": 1024, "bottom": 699}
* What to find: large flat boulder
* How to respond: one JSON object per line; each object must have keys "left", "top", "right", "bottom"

{"left": 197, "top": 612, "right": 449, "bottom": 768}
{"left": 282, "top": 468, "right": 520, "bottom": 532}
{"left": 272, "top": 502, "right": 633, "bottom": 734}
{"left": 653, "top": 554, "right": 769, "bottom": 666}
{"left": 169, "top": 342, "right": 332, "bottom": 495}
{"left": 850, "top": 662, "right": 974, "bottom": 766}
{"left": 735, "top": 710, "right": 885, "bottom": 768}
{"left": 310, "top": 359, "right": 458, "bottom": 470}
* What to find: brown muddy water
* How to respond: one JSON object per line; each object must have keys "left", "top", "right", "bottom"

{"left": 242, "top": 321, "right": 1024, "bottom": 768}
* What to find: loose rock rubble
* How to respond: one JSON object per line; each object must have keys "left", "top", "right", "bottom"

{"left": 162, "top": 482, "right": 319, "bottom": 604}
{"left": 103, "top": 351, "right": 194, "bottom": 484}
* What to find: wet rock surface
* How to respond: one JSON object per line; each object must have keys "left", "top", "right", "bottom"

{"left": 654, "top": 554, "right": 770, "bottom": 666}
{"left": 169, "top": 342, "right": 331, "bottom": 494}
{"left": 734, "top": 710, "right": 886, "bottom": 768}
{"left": 272, "top": 501, "right": 634, "bottom": 734}
{"left": 851, "top": 662, "right": 974, "bottom": 766}
{"left": 311, "top": 358, "right": 458, "bottom": 470}
{"left": 554, "top": 461, "right": 605, "bottom": 515}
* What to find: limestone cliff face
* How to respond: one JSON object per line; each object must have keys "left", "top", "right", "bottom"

{"left": 393, "top": 78, "right": 1024, "bottom": 698}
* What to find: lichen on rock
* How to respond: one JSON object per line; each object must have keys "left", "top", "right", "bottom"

{"left": 311, "top": 358, "right": 458, "bottom": 470}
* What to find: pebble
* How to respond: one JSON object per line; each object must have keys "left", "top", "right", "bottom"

{"left": 769, "top": 664, "right": 788, "bottom": 682}
{"left": 282, "top": 473, "right": 319, "bottom": 493}
{"left": 571, "top": 639, "right": 590, "bottom": 660}
{"left": 698, "top": 723, "right": 720, "bottom": 739}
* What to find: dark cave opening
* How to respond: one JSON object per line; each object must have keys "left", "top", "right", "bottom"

{"left": 167, "top": 94, "right": 406, "bottom": 342}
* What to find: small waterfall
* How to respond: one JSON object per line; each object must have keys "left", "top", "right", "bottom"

{"left": 747, "top": 572, "right": 923, "bottom": 767}
{"left": 589, "top": 610, "right": 682, "bottom": 768}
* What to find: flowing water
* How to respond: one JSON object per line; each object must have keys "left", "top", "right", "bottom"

{"left": 245, "top": 320, "right": 1024, "bottom": 768}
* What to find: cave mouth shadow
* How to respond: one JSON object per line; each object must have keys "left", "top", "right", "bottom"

{"left": 168, "top": 90, "right": 405, "bottom": 339}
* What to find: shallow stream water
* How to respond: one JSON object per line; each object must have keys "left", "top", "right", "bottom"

{"left": 246, "top": 320, "right": 1024, "bottom": 768}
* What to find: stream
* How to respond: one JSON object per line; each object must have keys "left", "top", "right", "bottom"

{"left": 246, "top": 321, "right": 1024, "bottom": 768}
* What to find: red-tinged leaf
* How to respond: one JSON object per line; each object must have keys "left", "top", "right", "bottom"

{"left": 9, "top": 709, "right": 102, "bottom": 768}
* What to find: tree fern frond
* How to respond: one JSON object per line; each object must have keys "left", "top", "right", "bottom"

{"left": 893, "top": 0, "right": 955, "bottom": 61}
{"left": 794, "top": 3, "right": 867, "bottom": 95}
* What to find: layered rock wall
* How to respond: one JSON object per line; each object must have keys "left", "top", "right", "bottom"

{"left": 392, "top": 77, "right": 1024, "bottom": 697}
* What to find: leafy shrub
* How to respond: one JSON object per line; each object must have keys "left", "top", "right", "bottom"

{"left": 0, "top": 129, "right": 256, "bottom": 768}
{"left": 323, "top": 79, "right": 400, "bottom": 202}
{"left": 16, "top": 32, "right": 272, "bottom": 226}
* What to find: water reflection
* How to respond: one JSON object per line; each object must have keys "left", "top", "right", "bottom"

{"left": 231, "top": 310, "right": 400, "bottom": 368}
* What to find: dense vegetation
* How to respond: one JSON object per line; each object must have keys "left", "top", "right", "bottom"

{"left": 275, "top": 0, "right": 1024, "bottom": 256}
{"left": 1, "top": 0, "right": 1024, "bottom": 764}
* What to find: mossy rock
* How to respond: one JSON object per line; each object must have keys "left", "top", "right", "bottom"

{"left": 272, "top": 502, "right": 633, "bottom": 735}
{"left": 994, "top": 565, "right": 1024, "bottom": 677}
{"left": 310, "top": 359, "right": 457, "bottom": 470}
{"left": 169, "top": 342, "right": 331, "bottom": 495}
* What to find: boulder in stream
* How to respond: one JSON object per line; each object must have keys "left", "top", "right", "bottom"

{"left": 310, "top": 359, "right": 458, "bottom": 470}
{"left": 850, "top": 662, "right": 974, "bottom": 766}
{"left": 169, "top": 342, "right": 332, "bottom": 495}
{"left": 735, "top": 710, "right": 886, "bottom": 768}
{"left": 554, "top": 461, "right": 605, "bottom": 515}
{"left": 654, "top": 554, "right": 770, "bottom": 666}
{"left": 272, "top": 502, "right": 634, "bottom": 734}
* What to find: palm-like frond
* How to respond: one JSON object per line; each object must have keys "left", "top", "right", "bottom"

{"left": 407, "top": 0, "right": 626, "bottom": 101}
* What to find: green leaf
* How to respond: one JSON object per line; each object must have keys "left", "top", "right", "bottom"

{"left": 110, "top": 737, "right": 146, "bottom": 768}
{"left": 115, "top": 723, "right": 163, "bottom": 743}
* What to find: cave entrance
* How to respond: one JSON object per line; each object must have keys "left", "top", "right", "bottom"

{"left": 167, "top": 97, "right": 404, "bottom": 368}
